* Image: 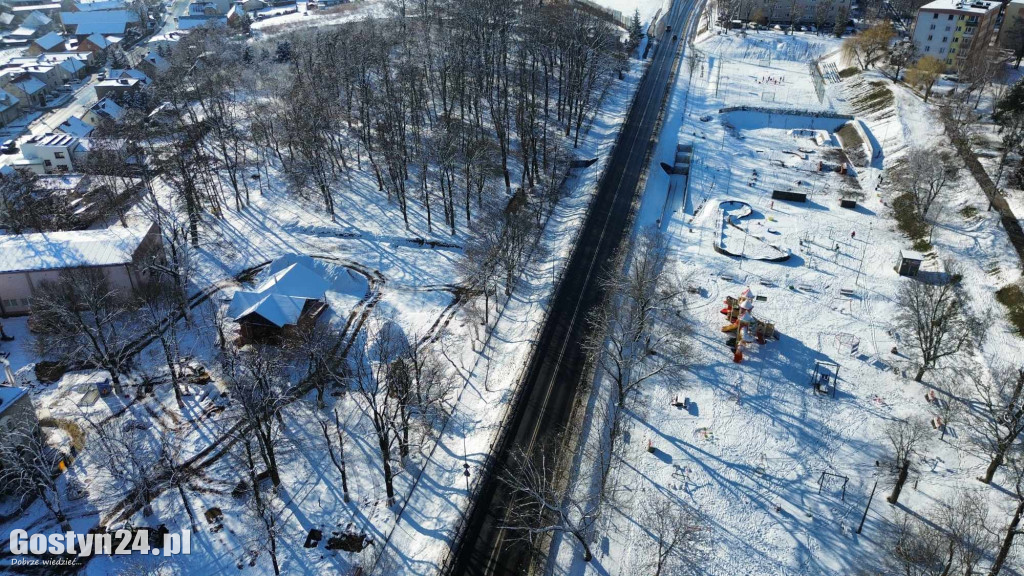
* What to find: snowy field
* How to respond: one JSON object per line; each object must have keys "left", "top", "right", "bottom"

{"left": 552, "top": 28, "right": 1024, "bottom": 576}
{"left": 0, "top": 36, "right": 649, "bottom": 576}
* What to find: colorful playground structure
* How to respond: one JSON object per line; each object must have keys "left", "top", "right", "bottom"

{"left": 721, "top": 287, "right": 776, "bottom": 363}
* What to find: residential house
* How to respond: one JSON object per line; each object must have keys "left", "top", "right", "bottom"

{"left": 911, "top": 0, "right": 1000, "bottom": 67}
{"left": 94, "top": 75, "right": 139, "bottom": 99}
{"left": 20, "top": 10, "right": 55, "bottom": 32}
{"left": 1, "top": 73, "right": 47, "bottom": 107}
{"left": 226, "top": 3, "right": 246, "bottom": 26}
{"left": 76, "top": 31, "right": 109, "bottom": 53}
{"left": 27, "top": 30, "right": 65, "bottom": 53}
{"left": 59, "top": 10, "right": 138, "bottom": 36}
{"left": 0, "top": 222, "right": 162, "bottom": 316}
{"left": 187, "top": 0, "right": 231, "bottom": 14}
{"left": 145, "top": 29, "right": 186, "bottom": 53}
{"left": 0, "top": 388, "right": 40, "bottom": 456}
{"left": 81, "top": 96, "right": 122, "bottom": 126}
{"left": 227, "top": 261, "right": 330, "bottom": 343}
{"left": 4, "top": 26, "right": 39, "bottom": 46}
{"left": 136, "top": 50, "right": 168, "bottom": 77}
{"left": 20, "top": 132, "right": 80, "bottom": 173}
{"left": 175, "top": 14, "right": 225, "bottom": 29}
{"left": 63, "top": 0, "right": 129, "bottom": 11}
{"left": 56, "top": 115, "right": 94, "bottom": 137}
{"left": 9, "top": 5, "right": 61, "bottom": 20}
{"left": 0, "top": 90, "right": 20, "bottom": 126}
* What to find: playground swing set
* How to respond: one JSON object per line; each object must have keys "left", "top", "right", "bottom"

{"left": 810, "top": 360, "right": 841, "bottom": 398}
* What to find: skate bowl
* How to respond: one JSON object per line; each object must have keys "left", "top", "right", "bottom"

{"left": 714, "top": 201, "right": 790, "bottom": 262}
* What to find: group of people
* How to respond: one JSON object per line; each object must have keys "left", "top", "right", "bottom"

{"left": 757, "top": 75, "right": 785, "bottom": 85}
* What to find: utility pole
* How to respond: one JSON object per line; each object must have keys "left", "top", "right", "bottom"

{"left": 857, "top": 480, "right": 878, "bottom": 534}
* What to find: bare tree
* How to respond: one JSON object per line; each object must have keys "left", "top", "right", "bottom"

{"left": 31, "top": 268, "right": 144, "bottom": 394}
{"left": 970, "top": 366, "right": 1024, "bottom": 484}
{"left": 894, "top": 268, "right": 978, "bottom": 382}
{"left": 931, "top": 490, "right": 993, "bottom": 575}
{"left": 317, "top": 407, "right": 351, "bottom": 503}
{"left": 888, "top": 509, "right": 947, "bottom": 575}
{"left": 588, "top": 228, "right": 690, "bottom": 409}
{"left": 891, "top": 147, "right": 958, "bottom": 222}
{"left": 156, "top": 428, "right": 199, "bottom": 532}
{"left": 499, "top": 444, "right": 600, "bottom": 562}
{"left": 239, "top": 435, "right": 283, "bottom": 576}
{"left": 350, "top": 319, "right": 406, "bottom": 507}
{"left": 223, "top": 344, "right": 290, "bottom": 487}
{"left": 990, "top": 456, "right": 1024, "bottom": 576}
{"left": 642, "top": 494, "right": 708, "bottom": 576}
{"left": 885, "top": 417, "right": 931, "bottom": 504}
{"left": 90, "top": 418, "right": 164, "bottom": 517}
{"left": 0, "top": 426, "right": 71, "bottom": 530}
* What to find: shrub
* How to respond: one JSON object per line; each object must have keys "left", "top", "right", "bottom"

{"left": 996, "top": 284, "right": 1024, "bottom": 335}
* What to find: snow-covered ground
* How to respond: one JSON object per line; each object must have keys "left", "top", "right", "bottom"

{"left": 552, "top": 27, "right": 1024, "bottom": 576}
{"left": 590, "top": 0, "right": 668, "bottom": 22}
{"left": 0, "top": 33, "right": 649, "bottom": 576}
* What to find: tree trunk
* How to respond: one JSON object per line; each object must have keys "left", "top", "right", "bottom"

{"left": 573, "top": 530, "right": 593, "bottom": 562}
{"left": 915, "top": 366, "right": 926, "bottom": 382}
{"left": 983, "top": 450, "right": 1006, "bottom": 484}
{"left": 888, "top": 459, "right": 910, "bottom": 504}
{"left": 990, "top": 498, "right": 1024, "bottom": 576}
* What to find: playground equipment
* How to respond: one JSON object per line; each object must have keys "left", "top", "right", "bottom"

{"left": 720, "top": 287, "right": 776, "bottom": 363}
{"left": 810, "top": 360, "right": 841, "bottom": 398}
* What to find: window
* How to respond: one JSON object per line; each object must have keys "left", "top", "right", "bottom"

{"left": 948, "top": 14, "right": 953, "bottom": 19}
{"left": 958, "top": 14, "right": 965, "bottom": 19}
{"left": 928, "top": 34, "right": 933, "bottom": 40}
{"left": 942, "top": 36, "right": 947, "bottom": 41}
{"left": 940, "top": 47, "right": 946, "bottom": 53}
{"left": 44, "top": 159, "right": 51, "bottom": 166}
{"left": 930, "top": 23, "right": 936, "bottom": 28}
{"left": 945, "top": 25, "right": 951, "bottom": 30}
{"left": 952, "top": 36, "right": 958, "bottom": 42}
{"left": 54, "top": 151, "right": 64, "bottom": 159}
{"left": 950, "top": 48, "right": 956, "bottom": 53}
{"left": 956, "top": 26, "right": 961, "bottom": 31}
{"left": 925, "top": 45, "right": 931, "bottom": 51}
{"left": 933, "top": 12, "right": 938, "bottom": 17}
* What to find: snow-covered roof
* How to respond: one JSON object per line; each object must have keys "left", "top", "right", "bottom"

{"left": 73, "top": 0, "right": 129, "bottom": 11}
{"left": 918, "top": 0, "right": 998, "bottom": 13}
{"left": 0, "top": 387, "right": 28, "bottom": 412}
{"left": 900, "top": 249, "right": 925, "bottom": 261}
{"left": 60, "top": 10, "right": 137, "bottom": 35}
{"left": 228, "top": 262, "right": 330, "bottom": 327}
{"left": 32, "top": 31, "right": 65, "bottom": 50}
{"left": 83, "top": 32, "right": 110, "bottom": 49}
{"left": 230, "top": 293, "right": 309, "bottom": 327}
{"left": 108, "top": 68, "right": 149, "bottom": 84}
{"left": 21, "top": 11, "right": 53, "bottom": 29}
{"left": 57, "top": 57, "right": 86, "bottom": 74}
{"left": 12, "top": 75, "right": 46, "bottom": 94}
{"left": 0, "top": 224, "right": 154, "bottom": 274}
{"left": 85, "top": 96, "right": 124, "bottom": 122}
{"left": 141, "top": 51, "right": 169, "bottom": 73}
{"left": 176, "top": 15, "right": 226, "bottom": 29}
{"left": 254, "top": 262, "right": 331, "bottom": 299}
{"left": 9, "top": 26, "right": 37, "bottom": 38}
{"left": 0, "top": 89, "right": 20, "bottom": 110}
{"left": 0, "top": 14, "right": 14, "bottom": 26}
{"left": 57, "top": 116, "right": 95, "bottom": 137}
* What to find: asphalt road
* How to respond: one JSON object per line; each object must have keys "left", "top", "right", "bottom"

{"left": 448, "top": 1, "right": 697, "bottom": 574}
